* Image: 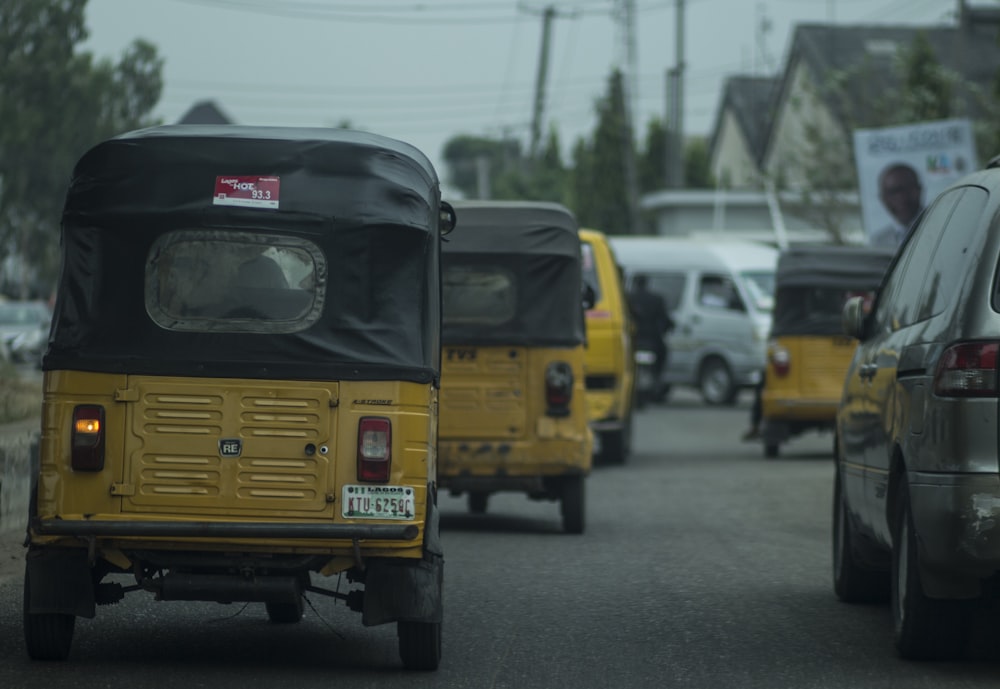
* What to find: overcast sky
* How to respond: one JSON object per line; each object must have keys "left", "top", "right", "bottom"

{"left": 82, "top": 0, "right": 955, "bottom": 177}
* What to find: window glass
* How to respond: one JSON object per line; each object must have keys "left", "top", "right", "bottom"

{"left": 643, "top": 272, "right": 686, "bottom": 313}
{"left": 146, "top": 231, "right": 325, "bottom": 333}
{"left": 580, "top": 241, "right": 603, "bottom": 305}
{"left": 873, "top": 188, "right": 962, "bottom": 330}
{"left": 698, "top": 274, "right": 744, "bottom": 312}
{"left": 442, "top": 265, "right": 517, "bottom": 326}
{"left": 741, "top": 270, "right": 775, "bottom": 313}
{"left": 918, "top": 187, "right": 987, "bottom": 320}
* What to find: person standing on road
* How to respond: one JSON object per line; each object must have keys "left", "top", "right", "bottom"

{"left": 628, "top": 274, "right": 674, "bottom": 394}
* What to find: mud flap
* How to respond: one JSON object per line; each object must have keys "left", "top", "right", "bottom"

{"left": 362, "top": 495, "right": 443, "bottom": 626}
{"left": 26, "top": 548, "right": 96, "bottom": 618}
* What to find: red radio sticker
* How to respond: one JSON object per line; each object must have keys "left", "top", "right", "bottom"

{"left": 213, "top": 176, "right": 280, "bottom": 209}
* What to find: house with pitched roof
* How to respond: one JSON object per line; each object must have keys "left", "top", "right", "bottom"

{"left": 643, "top": 0, "right": 1000, "bottom": 245}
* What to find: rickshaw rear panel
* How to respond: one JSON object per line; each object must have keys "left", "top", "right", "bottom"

{"left": 759, "top": 245, "right": 893, "bottom": 457}
{"left": 437, "top": 201, "right": 593, "bottom": 533}
{"left": 24, "top": 125, "right": 450, "bottom": 670}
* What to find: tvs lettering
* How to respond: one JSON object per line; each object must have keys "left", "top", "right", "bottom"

{"left": 446, "top": 348, "right": 477, "bottom": 361}
{"left": 353, "top": 399, "right": 392, "bottom": 406}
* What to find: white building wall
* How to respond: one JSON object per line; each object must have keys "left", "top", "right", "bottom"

{"left": 710, "top": 111, "right": 761, "bottom": 189}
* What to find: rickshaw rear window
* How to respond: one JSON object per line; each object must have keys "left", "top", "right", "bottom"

{"left": 442, "top": 265, "right": 516, "bottom": 326}
{"left": 146, "top": 231, "right": 325, "bottom": 333}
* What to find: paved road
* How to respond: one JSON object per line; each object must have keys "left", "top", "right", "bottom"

{"left": 2, "top": 391, "right": 1000, "bottom": 688}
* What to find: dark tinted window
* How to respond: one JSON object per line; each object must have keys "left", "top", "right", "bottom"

{"left": 917, "top": 187, "right": 988, "bottom": 321}
{"left": 874, "top": 189, "right": 963, "bottom": 330}
{"left": 643, "top": 272, "right": 686, "bottom": 312}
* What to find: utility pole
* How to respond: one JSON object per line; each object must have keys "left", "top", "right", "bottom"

{"left": 666, "top": 0, "right": 685, "bottom": 188}
{"left": 617, "top": 0, "right": 641, "bottom": 233}
{"left": 529, "top": 5, "right": 556, "bottom": 159}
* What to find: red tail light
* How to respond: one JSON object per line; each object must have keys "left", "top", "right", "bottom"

{"left": 545, "top": 361, "right": 573, "bottom": 417}
{"left": 769, "top": 345, "right": 791, "bottom": 378}
{"left": 72, "top": 405, "right": 105, "bottom": 471}
{"left": 357, "top": 416, "right": 391, "bottom": 482}
{"left": 934, "top": 342, "right": 999, "bottom": 397}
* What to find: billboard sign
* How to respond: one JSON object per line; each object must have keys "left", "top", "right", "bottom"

{"left": 852, "top": 118, "right": 977, "bottom": 248}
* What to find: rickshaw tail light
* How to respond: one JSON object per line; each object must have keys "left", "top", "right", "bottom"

{"left": 357, "top": 417, "right": 391, "bottom": 482}
{"left": 545, "top": 361, "right": 573, "bottom": 417}
{"left": 72, "top": 405, "right": 106, "bottom": 472}
{"left": 770, "top": 346, "right": 791, "bottom": 378}
{"left": 933, "top": 342, "right": 1000, "bottom": 397}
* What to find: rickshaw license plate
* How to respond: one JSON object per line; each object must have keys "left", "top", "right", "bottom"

{"left": 341, "top": 485, "right": 415, "bottom": 520}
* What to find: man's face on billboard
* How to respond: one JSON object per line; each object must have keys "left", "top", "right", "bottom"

{"left": 879, "top": 166, "right": 923, "bottom": 226}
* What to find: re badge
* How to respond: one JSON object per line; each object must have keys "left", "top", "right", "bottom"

{"left": 219, "top": 438, "right": 243, "bottom": 458}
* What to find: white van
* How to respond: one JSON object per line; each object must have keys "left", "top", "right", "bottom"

{"left": 609, "top": 237, "right": 778, "bottom": 405}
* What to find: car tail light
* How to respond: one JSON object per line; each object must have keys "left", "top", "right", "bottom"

{"left": 357, "top": 417, "right": 391, "bottom": 482}
{"left": 545, "top": 361, "right": 573, "bottom": 417}
{"left": 933, "top": 342, "right": 999, "bottom": 397}
{"left": 72, "top": 405, "right": 105, "bottom": 471}
{"left": 769, "top": 345, "right": 791, "bottom": 378}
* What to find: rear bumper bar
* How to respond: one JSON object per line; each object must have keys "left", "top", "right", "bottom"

{"left": 32, "top": 519, "right": 419, "bottom": 541}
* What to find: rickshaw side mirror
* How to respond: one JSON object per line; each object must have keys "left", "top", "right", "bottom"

{"left": 439, "top": 201, "right": 457, "bottom": 236}
{"left": 842, "top": 296, "right": 867, "bottom": 340}
{"left": 582, "top": 284, "right": 597, "bottom": 311}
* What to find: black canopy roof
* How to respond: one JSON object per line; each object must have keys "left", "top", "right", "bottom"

{"left": 775, "top": 245, "right": 895, "bottom": 290}
{"left": 442, "top": 201, "right": 585, "bottom": 347}
{"left": 48, "top": 125, "right": 445, "bottom": 383}
{"left": 771, "top": 244, "right": 894, "bottom": 337}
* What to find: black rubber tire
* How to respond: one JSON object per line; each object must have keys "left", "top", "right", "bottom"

{"left": 560, "top": 476, "right": 586, "bottom": 535}
{"left": 599, "top": 425, "right": 629, "bottom": 465}
{"left": 763, "top": 443, "right": 780, "bottom": 459}
{"left": 832, "top": 471, "right": 888, "bottom": 603}
{"left": 398, "top": 620, "right": 442, "bottom": 671}
{"left": 23, "top": 569, "right": 75, "bottom": 661}
{"left": 891, "top": 479, "right": 969, "bottom": 660}
{"left": 265, "top": 599, "right": 303, "bottom": 624}
{"left": 467, "top": 492, "right": 489, "bottom": 515}
{"left": 699, "top": 358, "right": 736, "bottom": 406}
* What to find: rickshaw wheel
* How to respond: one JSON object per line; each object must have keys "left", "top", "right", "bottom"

{"left": 398, "top": 620, "right": 442, "bottom": 671}
{"left": 23, "top": 568, "right": 76, "bottom": 661}
{"left": 561, "top": 476, "right": 586, "bottom": 534}
{"left": 764, "top": 443, "right": 780, "bottom": 458}
{"left": 265, "top": 599, "right": 304, "bottom": 624}
{"left": 468, "top": 492, "right": 489, "bottom": 514}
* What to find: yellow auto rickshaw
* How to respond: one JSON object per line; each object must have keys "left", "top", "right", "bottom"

{"left": 24, "top": 125, "right": 454, "bottom": 670}
{"left": 579, "top": 228, "right": 635, "bottom": 465}
{"left": 438, "top": 201, "right": 592, "bottom": 533}
{"left": 759, "top": 245, "right": 893, "bottom": 458}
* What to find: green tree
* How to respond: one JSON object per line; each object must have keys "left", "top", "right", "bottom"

{"left": 637, "top": 117, "right": 667, "bottom": 193}
{"left": 0, "top": 0, "right": 163, "bottom": 294}
{"left": 683, "top": 137, "right": 715, "bottom": 189}
{"left": 570, "top": 69, "right": 634, "bottom": 233}
{"left": 893, "top": 31, "right": 952, "bottom": 124}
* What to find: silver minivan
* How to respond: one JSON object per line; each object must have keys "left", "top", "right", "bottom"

{"left": 835, "top": 161, "right": 1000, "bottom": 660}
{"left": 610, "top": 237, "right": 777, "bottom": 405}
